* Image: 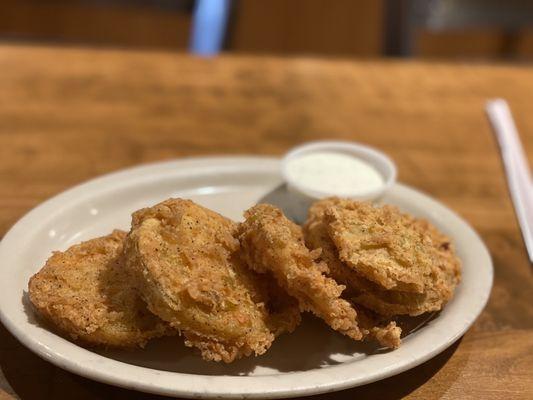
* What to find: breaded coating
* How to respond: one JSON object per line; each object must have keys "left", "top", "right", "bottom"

{"left": 183, "top": 277, "right": 301, "bottom": 362}
{"left": 305, "top": 200, "right": 429, "bottom": 316}
{"left": 28, "top": 230, "right": 171, "bottom": 348}
{"left": 326, "top": 201, "right": 461, "bottom": 307}
{"left": 354, "top": 305, "right": 402, "bottom": 349}
{"left": 125, "top": 199, "right": 299, "bottom": 363}
{"left": 305, "top": 198, "right": 461, "bottom": 317}
{"left": 302, "top": 203, "right": 401, "bottom": 348}
{"left": 263, "top": 276, "right": 302, "bottom": 337}
{"left": 238, "top": 204, "right": 363, "bottom": 341}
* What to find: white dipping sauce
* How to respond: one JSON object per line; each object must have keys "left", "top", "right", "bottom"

{"left": 285, "top": 151, "right": 384, "bottom": 195}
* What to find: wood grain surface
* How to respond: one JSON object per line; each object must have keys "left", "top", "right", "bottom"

{"left": 0, "top": 44, "right": 531, "bottom": 400}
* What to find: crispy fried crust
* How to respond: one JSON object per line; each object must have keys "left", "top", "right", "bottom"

{"left": 238, "top": 204, "right": 363, "bottom": 341}
{"left": 125, "top": 199, "right": 299, "bottom": 362}
{"left": 28, "top": 230, "right": 171, "bottom": 348}
{"left": 304, "top": 198, "right": 461, "bottom": 317}
{"left": 305, "top": 200, "right": 430, "bottom": 316}
{"left": 261, "top": 274, "right": 302, "bottom": 337}
{"left": 303, "top": 203, "right": 401, "bottom": 348}
{"left": 354, "top": 305, "right": 402, "bottom": 349}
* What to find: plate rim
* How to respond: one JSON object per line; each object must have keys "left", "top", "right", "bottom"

{"left": 0, "top": 156, "right": 493, "bottom": 399}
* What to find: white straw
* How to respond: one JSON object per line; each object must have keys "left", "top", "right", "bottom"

{"left": 486, "top": 99, "right": 533, "bottom": 264}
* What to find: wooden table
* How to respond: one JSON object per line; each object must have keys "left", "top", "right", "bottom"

{"left": 0, "top": 44, "right": 531, "bottom": 400}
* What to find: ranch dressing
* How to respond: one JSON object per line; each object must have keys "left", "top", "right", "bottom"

{"left": 285, "top": 151, "right": 384, "bottom": 196}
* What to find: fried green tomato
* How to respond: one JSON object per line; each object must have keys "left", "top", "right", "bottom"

{"left": 238, "top": 204, "right": 363, "bottom": 341}
{"left": 125, "top": 199, "right": 299, "bottom": 363}
{"left": 304, "top": 198, "right": 461, "bottom": 317}
{"left": 28, "top": 230, "right": 171, "bottom": 348}
{"left": 303, "top": 206, "right": 400, "bottom": 348}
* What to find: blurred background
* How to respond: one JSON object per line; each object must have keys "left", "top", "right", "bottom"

{"left": 2, "top": 0, "right": 533, "bottom": 60}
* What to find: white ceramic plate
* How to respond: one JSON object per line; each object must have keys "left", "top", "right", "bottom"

{"left": 0, "top": 157, "right": 492, "bottom": 399}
